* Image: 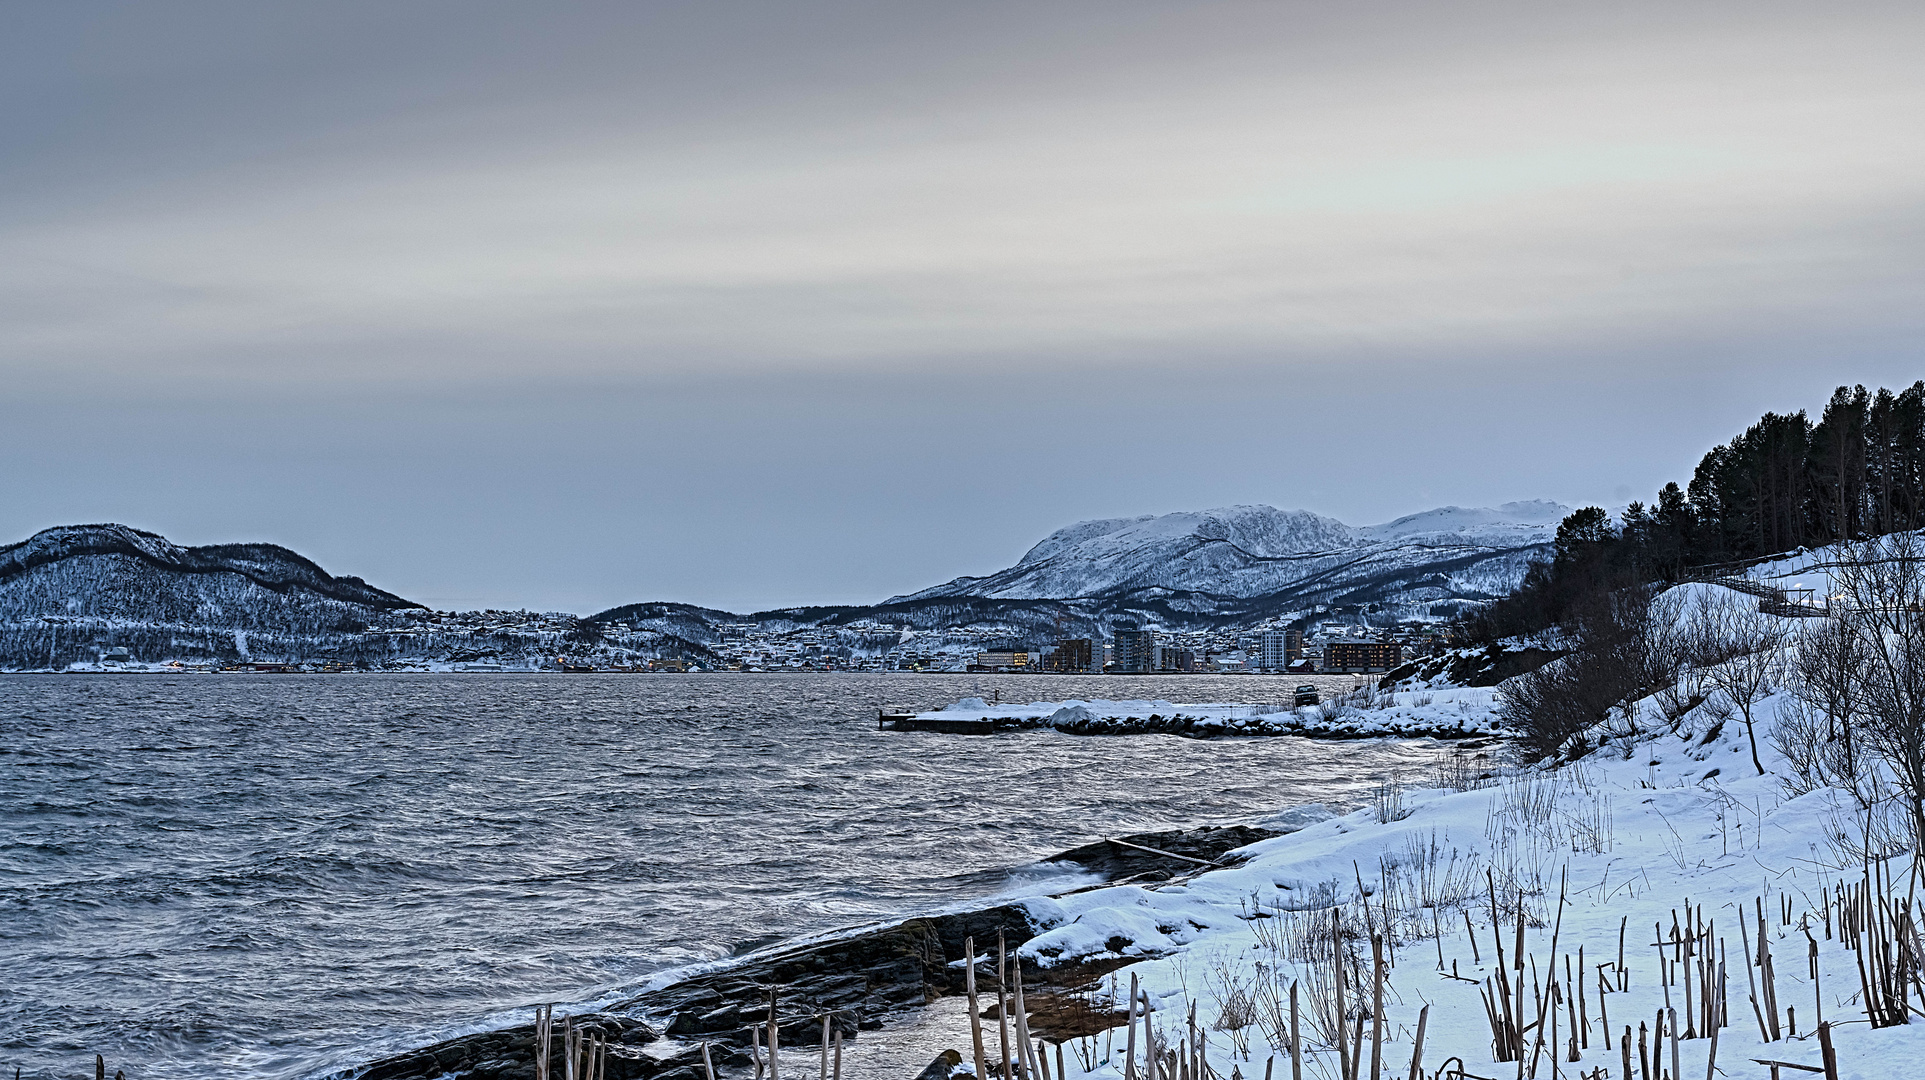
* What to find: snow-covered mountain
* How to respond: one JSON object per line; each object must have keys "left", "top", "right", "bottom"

{"left": 887, "top": 501, "right": 1566, "bottom": 620}
{"left": 0, "top": 502, "right": 1570, "bottom": 668}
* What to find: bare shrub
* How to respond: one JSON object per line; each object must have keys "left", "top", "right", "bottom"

{"left": 1371, "top": 779, "right": 1409, "bottom": 823}
{"left": 1771, "top": 698, "right": 1859, "bottom": 798}
{"left": 1686, "top": 587, "right": 1789, "bottom": 775}
{"left": 1499, "top": 586, "right": 1668, "bottom": 759}
{"left": 1783, "top": 614, "right": 1868, "bottom": 791}
{"left": 1832, "top": 533, "right": 1925, "bottom": 847}
{"left": 1559, "top": 793, "right": 1613, "bottom": 854}
{"left": 1206, "top": 959, "right": 1258, "bottom": 1061}
{"left": 1428, "top": 746, "right": 1493, "bottom": 791}
{"left": 1372, "top": 831, "right": 1481, "bottom": 945}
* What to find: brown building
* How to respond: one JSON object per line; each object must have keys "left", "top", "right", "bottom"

{"left": 1044, "top": 638, "right": 1094, "bottom": 673}
{"left": 1322, "top": 641, "right": 1402, "bottom": 673}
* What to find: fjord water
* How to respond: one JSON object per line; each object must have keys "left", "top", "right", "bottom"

{"left": 1, "top": 673, "right": 1440, "bottom": 1080}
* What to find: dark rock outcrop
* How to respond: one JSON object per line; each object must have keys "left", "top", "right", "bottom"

{"left": 1044, "top": 825, "right": 1278, "bottom": 880}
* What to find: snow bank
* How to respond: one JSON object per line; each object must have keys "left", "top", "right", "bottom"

{"left": 1007, "top": 682, "right": 1925, "bottom": 1078}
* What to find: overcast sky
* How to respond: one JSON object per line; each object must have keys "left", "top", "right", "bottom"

{"left": 3, "top": 2, "right": 1922, "bottom": 612}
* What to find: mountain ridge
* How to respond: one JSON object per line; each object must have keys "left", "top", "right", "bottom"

{"left": 0, "top": 501, "right": 1567, "bottom": 668}
{"left": 887, "top": 501, "right": 1565, "bottom": 608}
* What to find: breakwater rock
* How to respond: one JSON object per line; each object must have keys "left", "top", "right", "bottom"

{"left": 887, "top": 697, "right": 1503, "bottom": 741}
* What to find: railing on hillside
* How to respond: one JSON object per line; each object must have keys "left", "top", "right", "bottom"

{"left": 1692, "top": 574, "right": 1830, "bottom": 618}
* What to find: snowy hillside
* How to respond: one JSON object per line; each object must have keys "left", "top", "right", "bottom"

{"left": 952, "top": 542, "right": 1925, "bottom": 1079}
{"left": 890, "top": 501, "right": 1565, "bottom": 620}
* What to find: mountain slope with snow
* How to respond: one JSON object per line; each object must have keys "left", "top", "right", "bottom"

{"left": 889, "top": 501, "right": 1565, "bottom": 620}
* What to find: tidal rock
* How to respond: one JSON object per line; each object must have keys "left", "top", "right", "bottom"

{"left": 912, "top": 1049, "right": 964, "bottom": 1079}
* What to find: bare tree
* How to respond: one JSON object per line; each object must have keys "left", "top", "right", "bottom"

{"left": 1689, "top": 586, "right": 1789, "bottom": 775}
{"left": 1832, "top": 533, "right": 1925, "bottom": 848}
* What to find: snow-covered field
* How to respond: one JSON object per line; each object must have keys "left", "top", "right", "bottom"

{"left": 965, "top": 562, "right": 1925, "bottom": 1080}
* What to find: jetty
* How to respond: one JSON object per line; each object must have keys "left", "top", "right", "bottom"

{"left": 877, "top": 709, "right": 1048, "bottom": 734}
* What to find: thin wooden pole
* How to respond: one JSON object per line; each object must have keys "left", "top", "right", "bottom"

{"left": 1668, "top": 1006, "right": 1681, "bottom": 1080}
{"left": 1334, "top": 911, "right": 1350, "bottom": 1080}
{"left": 1126, "top": 972, "right": 1141, "bottom": 1080}
{"left": 1407, "top": 1004, "right": 1429, "bottom": 1080}
{"left": 1014, "top": 958, "right": 1039, "bottom": 1080}
{"left": 1369, "top": 934, "right": 1385, "bottom": 1080}
{"left": 1290, "top": 981, "right": 1302, "bottom": 1080}
{"left": 702, "top": 1042, "right": 718, "bottom": 1080}
{"left": 1008, "top": 931, "right": 1024, "bottom": 1070}
{"left": 819, "top": 1015, "right": 830, "bottom": 1080}
{"left": 966, "top": 938, "right": 990, "bottom": 1080}
{"left": 1143, "top": 989, "right": 1156, "bottom": 1080}
{"left": 833, "top": 1030, "right": 843, "bottom": 1080}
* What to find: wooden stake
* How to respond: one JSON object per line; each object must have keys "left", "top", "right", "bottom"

{"left": 1407, "top": 1004, "right": 1429, "bottom": 1080}
{"left": 702, "top": 1042, "right": 718, "bottom": 1080}
{"left": 1334, "top": 911, "right": 1351, "bottom": 1080}
{"left": 1668, "top": 1006, "right": 1680, "bottom": 1080}
{"left": 1008, "top": 931, "right": 1024, "bottom": 1070}
{"left": 1740, "top": 916, "right": 1769, "bottom": 1041}
{"left": 1290, "top": 980, "right": 1302, "bottom": 1080}
{"left": 966, "top": 938, "right": 990, "bottom": 1080}
{"left": 1126, "top": 972, "right": 1141, "bottom": 1080}
{"left": 1370, "top": 934, "right": 1385, "bottom": 1080}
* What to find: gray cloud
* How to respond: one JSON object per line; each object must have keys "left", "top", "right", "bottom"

{"left": 2, "top": 2, "right": 1921, "bottom": 608}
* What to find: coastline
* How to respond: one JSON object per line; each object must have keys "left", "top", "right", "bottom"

{"left": 345, "top": 827, "right": 1284, "bottom": 1080}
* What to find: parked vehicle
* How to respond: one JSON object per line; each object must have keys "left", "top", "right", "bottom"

{"left": 1293, "top": 685, "right": 1319, "bottom": 706}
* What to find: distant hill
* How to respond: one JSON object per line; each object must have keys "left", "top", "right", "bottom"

{"left": 0, "top": 524, "right": 422, "bottom": 669}
{"left": 1, "top": 502, "right": 1567, "bottom": 668}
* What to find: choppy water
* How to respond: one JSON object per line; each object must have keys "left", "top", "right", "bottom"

{"left": 0, "top": 673, "right": 1440, "bottom": 1080}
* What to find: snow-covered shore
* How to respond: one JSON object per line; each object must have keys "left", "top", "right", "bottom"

{"left": 978, "top": 595, "right": 1923, "bottom": 1078}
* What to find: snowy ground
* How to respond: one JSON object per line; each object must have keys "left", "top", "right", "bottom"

{"left": 938, "top": 581, "right": 1923, "bottom": 1078}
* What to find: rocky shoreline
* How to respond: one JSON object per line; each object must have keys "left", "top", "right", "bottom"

{"left": 345, "top": 826, "right": 1279, "bottom": 1080}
